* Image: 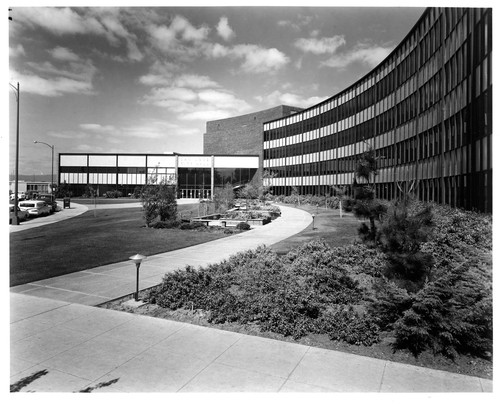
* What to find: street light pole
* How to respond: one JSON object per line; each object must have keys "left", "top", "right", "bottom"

{"left": 33, "top": 141, "right": 54, "bottom": 196}
{"left": 10, "top": 82, "right": 20, "bottom": 225}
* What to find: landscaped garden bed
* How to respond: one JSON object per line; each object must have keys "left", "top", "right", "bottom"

{"left": 191, "top": 201, "right": 281, "bottom": 228}
{"left": 103, "top": 200, "right": 492, "bottom": 379}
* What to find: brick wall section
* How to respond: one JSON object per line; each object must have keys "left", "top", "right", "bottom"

{"left": 203, "top": 105, "right": 302, "bottom": 161}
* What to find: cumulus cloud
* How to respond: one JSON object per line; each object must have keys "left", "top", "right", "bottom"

{"left": 321, "top": 42, "right": 394, "bottom": 69}
{"left": 233, "top": 45, "right": 289, "bottom": 73}
{"left": 255, "top": 90, "right": 327, "bottom": 109}
{"left": 216, "top": 16, "right": 235, "bottom": 41}
{"left": 140, "top": 84, "right": 251, "bottom": 121}
{"left": 206, "top": 43, "right": 289, "bottom": 74}
{"left": 294, "top": 35, "right": 346, "bottom": 55}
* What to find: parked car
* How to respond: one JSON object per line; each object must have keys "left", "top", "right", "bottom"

{"left": 9, "top": 204, "right": 29, "bottom": 223}
{"left": 36, "top": 194, "right": 58, "bottom": 213}
{"left": 18, "top": 200, "right": 51, "bottom": 217}
{"left": 9, "top": 192, "right": 26, "bottom": 201}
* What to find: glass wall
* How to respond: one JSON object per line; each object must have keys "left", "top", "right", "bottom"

{"left": 263, "top": 7, "right": 492, "bottom": 212}
{"left": 59, "top": 154, "right": 259, "bottom": 199}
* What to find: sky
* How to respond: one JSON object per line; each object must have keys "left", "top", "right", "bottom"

{"left": 7, "top": 3, "right": 427, "bottom": 177}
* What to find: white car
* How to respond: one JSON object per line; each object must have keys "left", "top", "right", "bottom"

{"left": 9, "top": 204, "right": 29, "bottom": 223}
{"left": 18, "top": 200, "right": 51, "bottom": 217}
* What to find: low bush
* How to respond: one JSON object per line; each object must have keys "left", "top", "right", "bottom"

{"left": 317, "top": 306, "right": 381, "bottom": 346}
{"left": 179, "top": 221, "right": 207, "bottom": 230}
{"left": 145, "top": 241, "right": 368, "bottom": 341}
{"left": 274, "top": 194, "right": 341, "bottom": 209}
{"left": 152, "top": 220, "right": 181, "bottom": 229}
{"left": 235, "top": 222, "right": 251, "bottom": 231}
{"left": 105, "top": 190, "right": 123, "bottom": 198}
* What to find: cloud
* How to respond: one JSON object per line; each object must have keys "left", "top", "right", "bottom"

{"left": 171, "top": 15, "right": 210, "bottom": 42}
{"left": 140, "top": 84, "right": 251, "bottom": 121}
{"left": 294, "top": 35, "right": 346, "bottom": 55}
{"left": 234, "top": 45, "right": 289, "bottom": 73}
{"left": 9, "top": 69, "right": 94, "bottom": 97}
{"left": 277, "top": 15, "right": 314, "bottom": 32}
{"left": 14, "top": 8, "right": 143, "bottom": 62}
{"left": 10, "top": 44, "right": 25, "bottom": 58}
{"left": 216, "top": 17, "right": 235, "bottom": 41}
{"left": 146, "top": 15, "right": 210, "bottom": 60}
{"left": 79, "top": 124, "right": 117, "bottom": 133}
{"left": 14, "top": 8, "right": 105, "bottom": 36}
{"left": 255, "top": 90, "right": 327, "bottom": 109}
{"left": 48, "top": 47, "right": 81, "bottom": 62}
{"left": 15, "top": 45, "right": 97, "bottom": 96}
{"left": 174, "top": 74, "right": 220, "bottom": 89}
{"left": 321, "top": 42, "right": 394, "bottom": 69}
{"left": 207, "top": 43, "right": 289, "bottom": 74}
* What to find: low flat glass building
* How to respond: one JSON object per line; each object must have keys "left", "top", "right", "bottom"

{"left": 58, "top": 153, "right": 259, "bottom": 199}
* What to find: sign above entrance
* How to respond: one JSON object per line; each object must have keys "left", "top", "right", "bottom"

{"left": 178, "top": 156, "right": 212, "bottom": 168}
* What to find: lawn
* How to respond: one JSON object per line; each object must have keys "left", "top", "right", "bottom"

{"left": 271, "top": 203, "right": 360, "bottom": 254}
{"left": 10, "top": 204, "right": 229, "bottom": 286}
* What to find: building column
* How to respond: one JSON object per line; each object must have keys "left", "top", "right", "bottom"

{"left": 211, "top": 155, "right": 215, "bottom": 199}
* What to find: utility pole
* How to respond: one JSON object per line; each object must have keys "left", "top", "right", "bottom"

{"left": 10, "top": 82, "right": 20, "bottom": 225}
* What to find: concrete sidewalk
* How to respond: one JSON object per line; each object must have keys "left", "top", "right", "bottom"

{"left": 9, "top": 202, "right": 89, "bottom": 233}
{"left": 10, "top": 293, "right": 493, "bottom": 392}
{"left": 10, "top": 205, "right": 312, "bottom": 306}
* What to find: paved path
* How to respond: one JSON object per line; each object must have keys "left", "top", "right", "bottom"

{"left": 10, "top": 293, "right": 493, "bottom": 392}
{"left": 9, "top": 203, "right": 88, "bottom": 233}
{"left": 9, "top": 202, "right": 494, "bottom": 393}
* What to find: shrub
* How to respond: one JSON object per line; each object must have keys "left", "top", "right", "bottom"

{"left": 152, "top": 220, "right": 181, "bottom": 229}
{"left": 179, "top": 221, "right": 206, "bottom": 230}
{"left": 318, "top": 306, "right": 380, "bottom": 346}
{"left": 392, "top": 259, "right": 492, "bottom": 359}
{"left": 104, "top": 190, "right": 123, "bottom": 198}
{"left": 146, "top": 242, "right": 367, "bottom": 341}
{"left": 235, "top": 222, "right": 251, "bottom": 231}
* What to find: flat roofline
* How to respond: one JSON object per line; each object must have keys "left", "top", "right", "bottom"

{"left": 59, "top": 152, "right": 259, "bottom": 158}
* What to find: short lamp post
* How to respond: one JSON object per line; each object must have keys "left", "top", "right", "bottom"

{"left": 312, "top": 213, "right": 315, "bottom": 230}
{"left": 129, "top": 254, "right": 146, "bottom": 301}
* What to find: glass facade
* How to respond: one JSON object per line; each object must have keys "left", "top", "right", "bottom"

{"left": 263, "top": 8, "right": 492, "bottom": 212}
{"left": 59, "top": 153, "right": 258, "bottom": 198}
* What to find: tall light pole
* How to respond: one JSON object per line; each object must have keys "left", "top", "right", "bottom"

{"left": 33, "top": 141, "right": 54, "bottom": 196}
{"left": 10, "top": 82, "right": 20, "bottom": 225}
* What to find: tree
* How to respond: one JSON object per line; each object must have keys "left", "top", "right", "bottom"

{"left": 140, "top": 177, "right": 178, "bottom": 227}
{"left": 213, "top": 182, "right": 234, "bottom": 213}
{"left": 352, "top": 146, "right": 387, "bottom": 244}
{"left": 379, "top": 198, "right": 435, "bottom": 292}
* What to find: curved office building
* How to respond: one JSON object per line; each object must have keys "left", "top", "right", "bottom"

{"left": 263, "top": 8, "right": 492, "bottom": 212}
